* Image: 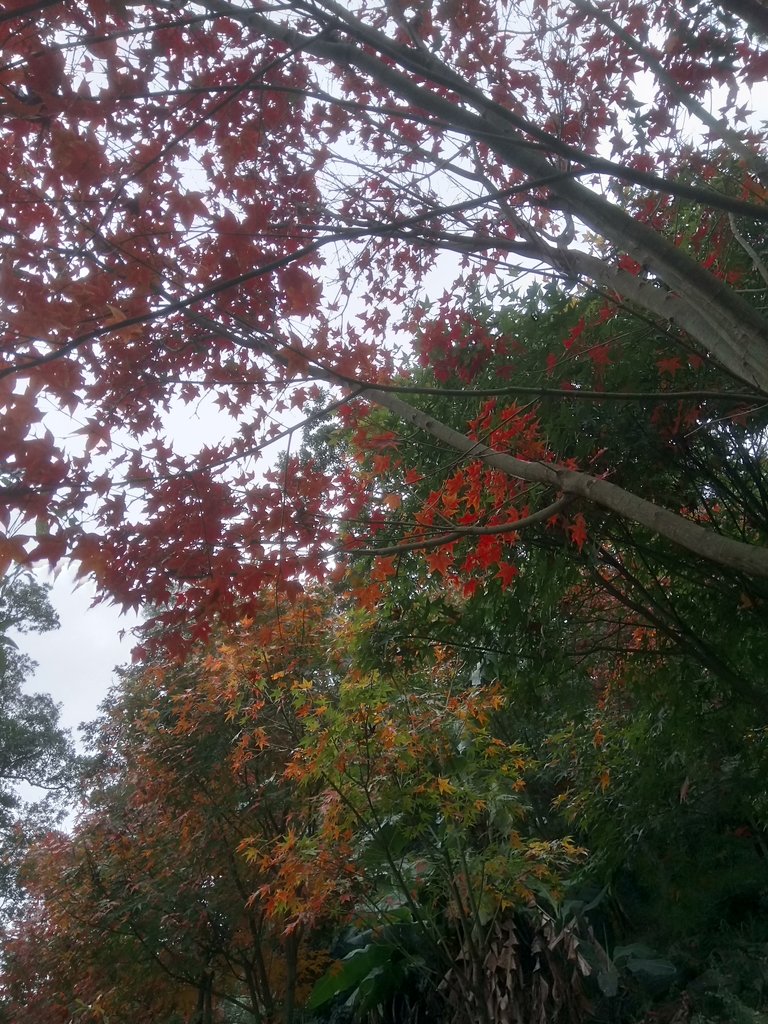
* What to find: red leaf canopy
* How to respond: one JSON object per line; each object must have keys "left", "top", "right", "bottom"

{"left": 2, "top": 0, "right": 768, "bottom": 646}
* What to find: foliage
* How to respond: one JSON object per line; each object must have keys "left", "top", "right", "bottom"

{"left": 1, "top": 597, "right": 345, "bottom": 1024}
{"left": 4, "top": 550, "right": 768, "bottom": 1022}
{"left": 2, "top": 3, "right": 768, "bottom": 1021}
{"left": 6, "top": 272, "right": 768, "bottom": 1019}
{"left": 0, "top": 571, "right": 74, "bottom": 919}
{"left": 1, "top": 0, "right": 767, "bottom": 642}
{"left": 298, "top": 261, "right": 768, "bottom": 1021}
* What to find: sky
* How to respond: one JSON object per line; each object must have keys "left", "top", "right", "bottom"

{"left": 21, "top": 564, "right": 139, "bottom": 743}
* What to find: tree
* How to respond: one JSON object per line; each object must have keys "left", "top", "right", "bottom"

{"left": 1, "top": 1, "right": 768, "bottom": 642}
{"left": 283, "top": 624, "right": 593, "bottom": 1024}
{"left": 295, "top": 274, "right": 768, "bottom": 1020}
{"left": 4, "top": 557, "right": 767, "bottom": 1022}
{"left": 1, "top": 596, "right": 344, "bottom": 1024}
{"left": 0, "top": 570, "right": 73, "bottom": 918}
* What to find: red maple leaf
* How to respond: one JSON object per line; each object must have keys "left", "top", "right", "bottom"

{"left": 588, "top": 344, "right": 611, "bottom": 368}
{"left": 496, "top": 562, "right": 519, "bottom": 590}
{"left": 425, "top": 545, "right": 454, "bottom": 576}
{"left": 569, "top": 514, "right": 588, "bottom": 553}
{"left": 657, "top": 356, "right": 682, "bottom": 377}
{"left": 280, "top": 265, "right": 322, "bottom": 317}
{"left": 370, "top": 556, "right": 397, "bottom": 581}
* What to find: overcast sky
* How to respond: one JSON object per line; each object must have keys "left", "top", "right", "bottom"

{"left": 21, "top": 565, "right": 140, "bottom": 744}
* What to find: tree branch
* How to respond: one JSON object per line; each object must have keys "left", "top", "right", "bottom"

{"left": 343, "top": 497, "right": 573, "bottom": 557}
{"left": 353, "top": 386, "right": 768, "bottom": 578}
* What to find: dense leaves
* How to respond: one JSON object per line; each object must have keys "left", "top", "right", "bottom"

{"left": 1, "top": 0, "right": 768, "bottom": 643}
{"left": 2, "top": 2, "right": 768, "bottom": 1022}
{"left": 4, "top": 599, "right": 345, "bottom": 1024}
{"left": 3, "top": 483, "right": 768, "bottom": 1022}
{"left": 0, "top": 571, "right": 73, "bottom": 919}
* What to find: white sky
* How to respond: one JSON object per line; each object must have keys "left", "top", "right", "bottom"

{"left": 21, "top": 565, "right": 140, "bottom": 744}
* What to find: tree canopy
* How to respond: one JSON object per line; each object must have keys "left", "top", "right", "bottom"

{"left": 0, "top": 571, "right": 74, "bottom": 919}
{"left": 2, "top": 3, "right": 768, "bottom": 1021}
{"left": 1, "top": 0, "right": 767, "bottom": 645}
{"left": 4, "top": 550, "right": 768, "bottom": 1022}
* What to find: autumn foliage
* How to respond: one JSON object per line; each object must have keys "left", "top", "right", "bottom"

{"left": 2, "top": 0, "right": 768, "bottom": 1021}
{"left": 1, "top": 0, "right": 768, "bottom": 644}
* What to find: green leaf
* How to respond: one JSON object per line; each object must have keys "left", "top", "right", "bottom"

{"left": 598, "top": 965, "right": 619, "bottom": 997}
{"left": 625, "top": 957, "right": 677, "bottom": 980}
{"left": 306, "top": 944, "right": 397, "bottom": 1010}
{"left": 613, "top": 943, "right": 656, "bottom": 961}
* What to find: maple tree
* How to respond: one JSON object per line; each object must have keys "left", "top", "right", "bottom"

{"left": 1, "top": 597, "right": 342, "bottom": 1024}
{"left": 281, "top": 628, "right": 594, "bottom": 1023}
{"left": 2, "top": 562, "right": 767, "bottom": 1022}
{"left": 1, "top": 0, "right": 768, "bottom": 642}
{"left": 1, "top": 592, "right": 598, "bottom": 1024}
{"left": 3, "top": 5, "right": 768, "bottom": 1018}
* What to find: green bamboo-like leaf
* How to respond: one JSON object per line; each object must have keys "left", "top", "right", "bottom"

{"left": 306, "top": 943, "right": 397, "bottom": 1009}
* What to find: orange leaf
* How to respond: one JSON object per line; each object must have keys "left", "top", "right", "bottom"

{"left": 425, "top": 546, "right": 453, "bottom": 575}
{"left": 370, "top": 556, "right": 397, "bottom": 581}
{"left": 569, "top": 513, "right": 588, "bottom": 552}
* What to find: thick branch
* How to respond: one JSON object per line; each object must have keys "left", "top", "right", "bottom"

{"left": 570, "top": 0, "right": 768, "bottom": 180}
{"left": 180, "top": 311, "right": 768, "bottom": 577}
{"left": 538, "top": 243, "right": 768, "bottom": 385}
{"left": 330, "top": 377, "right": 765, "bottom": 405}
{"left": 354, "top": 387, "right": 768, "bottom": 578}
{"left": 217, "top": 0, "right": 768, "bottom": 388}
{"left": 719, "top": 0, "right": 768, "bottom": 38}
{"left": 414, "top": 224, "right": 768, "bottom": 392}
